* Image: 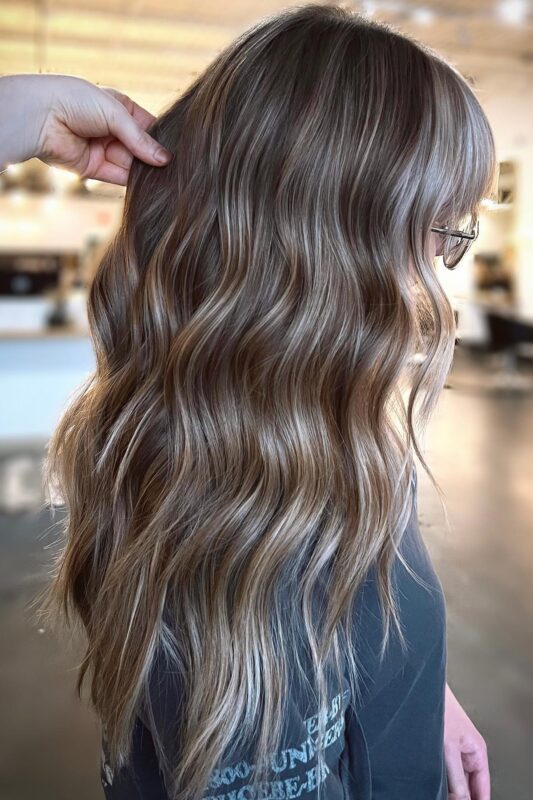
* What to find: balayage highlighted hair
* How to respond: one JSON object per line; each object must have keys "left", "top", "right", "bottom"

{"left": 39, "top": 4, "right": 497, "bottom": 799}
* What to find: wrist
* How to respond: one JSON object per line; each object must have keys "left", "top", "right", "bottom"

{"left": 0, "top": 73, "right": 56, "bottom": 169}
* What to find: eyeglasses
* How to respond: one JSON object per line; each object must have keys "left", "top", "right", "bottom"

{"left": 430, "top": 214, "right": 479, "bottom": 270}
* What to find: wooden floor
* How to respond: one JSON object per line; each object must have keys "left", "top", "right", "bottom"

{"left": 0, "top": 345, "right": 532, "bottom": 800}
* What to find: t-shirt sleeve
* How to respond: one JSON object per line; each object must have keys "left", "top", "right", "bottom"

{"left": 354, "top": 630, "right": 447, "bottom": 799}
{"left": 342, "top": 464, "right": 448, "bottom": 799}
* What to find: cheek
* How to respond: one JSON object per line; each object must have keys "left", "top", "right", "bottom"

{"left": 430, "top": 232, "right": 441, "bottom": 260}
{"left": 411, "top": 235, "right": 440, "bottom": 269}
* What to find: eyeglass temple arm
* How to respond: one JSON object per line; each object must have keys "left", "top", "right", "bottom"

{"left": 430, "top": 226, "right": 477, "bottom": 240}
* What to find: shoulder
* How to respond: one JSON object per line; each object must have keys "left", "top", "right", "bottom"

{"left": 349, "top": 469, "right": 447, "bottom": 706}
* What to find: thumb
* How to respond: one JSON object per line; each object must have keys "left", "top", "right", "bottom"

{"left": 106, "top": 98, "right": 171, "bottom": 166}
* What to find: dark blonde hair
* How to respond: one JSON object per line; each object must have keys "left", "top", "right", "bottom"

{"left": 40, "top": 4, "right": 497, "bottom": 799}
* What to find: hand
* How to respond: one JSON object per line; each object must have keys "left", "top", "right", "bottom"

{"left": 444, "top": 682, "right": 491, "bottom": 800}
{"left": 0, "top": 73, "right": 171, "bottom": 185}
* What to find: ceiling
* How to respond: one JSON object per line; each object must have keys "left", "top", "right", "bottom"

{"left": 1, "top": 0, "right": 533, "bottom": 113}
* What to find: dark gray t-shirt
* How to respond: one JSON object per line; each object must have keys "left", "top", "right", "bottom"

{"left": 100, "top": 468, "right": 448, "bottom": 799}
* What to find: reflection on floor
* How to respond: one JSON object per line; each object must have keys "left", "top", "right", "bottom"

{"left": 0, "top": 345, "right": 532, "bottom": 800}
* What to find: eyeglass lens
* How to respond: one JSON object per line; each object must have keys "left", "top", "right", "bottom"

{"left": 442, "top": 213, "right": 477, "bottom": 268}
{"left": 443, "top": 234, "right": 469, "bottom": 268}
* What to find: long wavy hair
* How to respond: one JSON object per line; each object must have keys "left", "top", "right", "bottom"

{"left": 39, "top": 4, "right": 498, "bottom": 799}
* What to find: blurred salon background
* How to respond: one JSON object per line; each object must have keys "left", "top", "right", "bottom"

{"left": 0, "top": 1, "right": 532, "bottom": 799}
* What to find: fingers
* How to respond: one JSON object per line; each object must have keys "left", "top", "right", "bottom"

{"left": 101, "top": 86, "right": 156, "bottom": 131}
{"left": 465, "top": 743, "right": 491, "bottom": 800}
{"left": 88, "top": 139, "right": 134, "bottom": 185}
{"left": 89, "top": 160, "right": 130, "bottom": 186}
{"left": 129, "top": 99, "right": 157, "bottom": 131}
{"left": 75, "top": 137, "right": 131, "bottom": 186}
{"left": 445, "top": 746, "right": 490, "bottom": 800}
{"left": 445, "top": 743, "right": 472, "bottom": 800}
{"left": 103, "top": 90, "right": 171, "bottom": 167}
{"left": 105, "top": 139, "right": 133, "bottom": 172}
{"left": 469, "top": 765, "right": 491, "bottom": 800}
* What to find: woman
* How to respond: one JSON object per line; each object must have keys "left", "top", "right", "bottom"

{"left": 2, "top": 4, "right": 495, "bottom": 799}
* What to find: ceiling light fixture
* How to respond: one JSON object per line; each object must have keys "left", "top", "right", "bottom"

{"left": 411, "top": 7, "right": 435, "bottom": 24}
{"left": 497, "top": 0, "right": 529, "bottom": 25}
{"left": 360, "top": 1, "right": 378, "bottom": 16}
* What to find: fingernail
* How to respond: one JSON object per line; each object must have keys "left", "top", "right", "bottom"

{"left": 154, "top": 147, "right": 171, "bottom": 164}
